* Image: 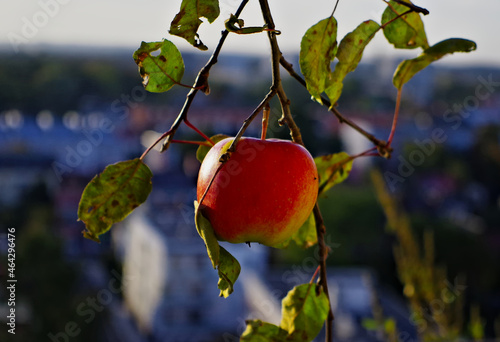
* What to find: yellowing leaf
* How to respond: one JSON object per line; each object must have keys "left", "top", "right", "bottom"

{"left": 382, "top": 0, "right": 429, "bottom": 50}
{"left": 78, "top": 159, "right": 152, "bottom": 242}
{"left": 240, "top": 320, "right": 288, "bottom": 342}
{"left": 275, "top": 212, "right": 317, "bottom": 249}
{"left": 280, "top": 283, "right": 329, "bottom": 341}
{"left": 169, "top": 0, "right": 220, "bottom": 51}
{"left": 194, "top": 200, "right": 220, "bottom": 268}
{"left": 217, "top": 246, "right": 241, "bottom": 298}
{"left": 393, "top": 38, "right": 477, "bottom": 90}
{"left": 133, "top": 40, "right": 185, "bottom": 93}
{"left": 196, "top": 134, "right": 230, "bottom": 163}
{"left": 194, "top": 202, "right": 240, "bottom": 297}
{"left": 299, "top": 17, "right": 338, "bottom": 103}
{"left": 315, "top": 152, "right": 353, "bottom": 195}
{"left": 325, "top": 20, "right": 380, "bottom": 106}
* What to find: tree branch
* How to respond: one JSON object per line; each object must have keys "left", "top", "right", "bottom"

{"left": 155, "top": 0, "right": 250, "bottom": 153}
{"left": 258, "top": 1, "right": 334, "bottom": 341}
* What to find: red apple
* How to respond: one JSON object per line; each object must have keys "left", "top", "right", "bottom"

{"left": 197, "top": 137, "right": 318, "bottom": 247}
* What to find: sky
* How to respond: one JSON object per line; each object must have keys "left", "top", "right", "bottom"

{"left": 2, "top": 0, "right": 499, "bottom": 67}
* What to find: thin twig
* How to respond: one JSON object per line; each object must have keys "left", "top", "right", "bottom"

{"left": 155, "top": 0, "right": 250, "bottom": 153}
{"left": 389, "top": 0, "right": 429, "bottom": 15}
{"left": 259, "top": 0, "right": 334, "bottom": 341}
{"left": 312, "top": 203, "right": 335, "bottom": 340}
{"left": 331, "top": 0, "right": 340, "bottom": 17}
{"left": 223, "top": 88, "right": 277, "bottom": 158}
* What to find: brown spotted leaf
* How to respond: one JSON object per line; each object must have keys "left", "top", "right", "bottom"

{"left": 133, "top": 40, "right": 185, "bottom": 93}
{"left": 169, "top": 0, "right": 220, "bottom": 50}
{"left": 78, "top": 159, "right": 153, "bottom": 242}
{"left": 325, "top": 20, "right": 380, "bottom": 106}
{"left": 382, "top": 0, "right": 429, "bottom": 50}
{"left": 299, "top": 17, "right": 338, "bottom": 103}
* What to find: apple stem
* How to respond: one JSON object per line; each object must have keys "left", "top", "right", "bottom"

{"left": 224, "top": 88, "right": 277, "bottom": 160}
{"left": 261, "top": 103, "right": 270, "bottom": 140}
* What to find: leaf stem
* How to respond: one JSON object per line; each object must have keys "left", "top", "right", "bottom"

{"left": 139, "top": 128, "right": 173, "bottom": 160}
{"left": 331, "top": 0, "right": 340, "bottom": 17}
{"left": 184, "top": 118, "right": 215, "bottom": 145}
{"left": 170, "top": 139, "right": 213, "bottom": 147}
{"left": 310, "top": 265, "right": 321, "bottom": 284}
{"left": 387, "top": 88, "right": 402, "bottom": 145}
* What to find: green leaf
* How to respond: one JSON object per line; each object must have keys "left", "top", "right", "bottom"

{"left": 217, "top": 246, "right": 241, "bottom": 298}
{"left": 196, "top": 134, "right": 230, "bottom": 163}
{"left": 194, "top": 202, "right": 240, "bottom": 297}
{"left": 393, "top": 38, "right": 477, "bottom": 89}
{"left": 78, "top": 159, "right": 153, "bottom": 242}
{"left": 275, "top": 212, "right": 317, "bottom": 249}
{"left": 315, "top": 152, "right": 353, "bottom": 195}
{"left": 280, "top": 283, "right": 330, "bottom": 341}
{"left": 382, "top": 1, "right": 429, "bottom": 50}
{"left": 361, "top": 318, "right": 379, "bottom": 331}
{"left": 325, "top": 20, "right": 380, "bottom": 106}
{"left": 169, "top": 0, "right": 220, "bottom": 51}
{"left": 133, "top": 40, "right": 185, "bottom": 93}
{"left": 194, "top": 200, "right": 220, "bottom": 268}
{"left": 299, "top": 17, "right": 338, "bottom": 103}
{"left": 240, "top": 320, "right": 288, "bottom": 342}
{"left": 384, "top": 318, "right": 396, "bottom": 334}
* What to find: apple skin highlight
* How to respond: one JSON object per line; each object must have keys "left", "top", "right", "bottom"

{"left": 197, "top": 137, "right": 319, "bottom": 247}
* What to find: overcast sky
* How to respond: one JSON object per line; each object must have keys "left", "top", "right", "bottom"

{"left": 2, "top": 0, "right": 499, "bottom": 67}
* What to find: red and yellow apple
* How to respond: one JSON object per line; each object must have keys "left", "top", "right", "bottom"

{"left": 196, "top": 137, "right": 318, "bottom": 247}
